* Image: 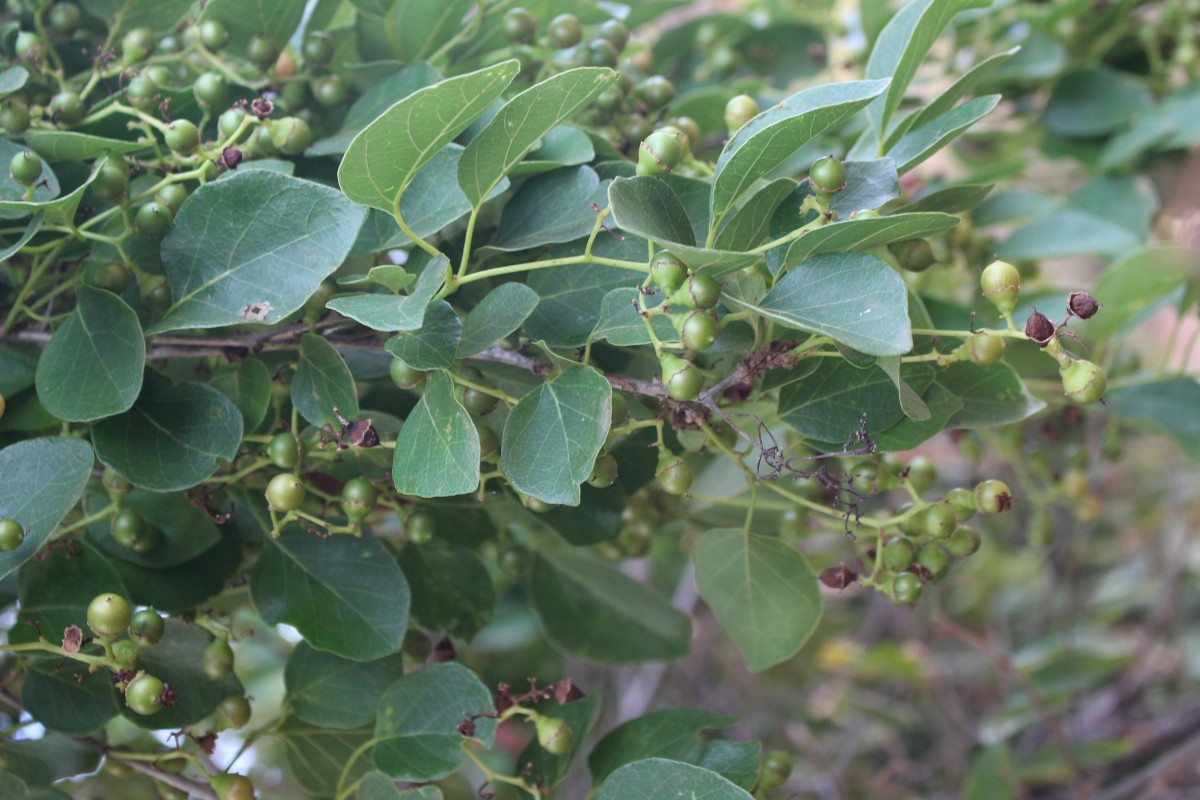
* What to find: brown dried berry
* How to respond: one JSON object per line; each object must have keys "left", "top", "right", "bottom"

{"left": 434, "top": 636, "right": 457, "bottom": 662}
{"left": 819, "top": 565, "right": 857, "bottom": 589}
{"left": 219, "top": 147, "right": 243, "bottom": 170}
{"left": 1068, "top": 291, "right": 1100, "bottom": 319}
{"left": 1024, "top": 310, "right": 1055, "bottom": 346}
{"left": 457, "top": 719, "right": 476, "bottom": 737}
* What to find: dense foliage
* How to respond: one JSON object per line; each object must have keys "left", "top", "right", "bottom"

{"left": 0, "top": 0, "right": 1197, "bottom": 798}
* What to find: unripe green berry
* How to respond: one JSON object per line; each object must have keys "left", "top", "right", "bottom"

{"left": 945, "top": 487, "right": 977, "bottom": 522}
{"left": 124, "top": 75, "right": 158, "bottom": 112}
{"left": 680, "top": 310, "right": 718, "bottom": 351}
{"left": 674, "top": 273, "right": 720, "bottom": 309}
{"left": 124, "top": 672, "right": 165, "bottom": 715}
{"left": 890, "top": 238, "right": 936, "bottom": 272}
{"left": 9, "top": 150, "right": 42, "bottom": 185}
{"left": 891, "top": 571, "right": 923, "bottom": 604}
{"left": 134, "top": 201, "right": 172, "bottom": 239}
{"left": 341, "top": 477, "right": 378, "bottom": 522}
{"left": 130, "top": 608, "right": 165, "bottom": 644}
{"left": 657, "top": 454, "right": 692, "bottom": 496}
{"left": 922, "top": 503, "right": 957, "bottom": 539}
{"left": 165, "top": 119, "right": 200, "bottom": 154}
{"left": 636, "top": 76, "right": 676, "bottom": 110}
{"left": 881, "top": 537, "right": 915, "bottom": 572}
{"left": 974, "top": 479, "right": 1012, "bottom": 514}
{"left": 198, "top": 19, "right": 230, "bottom": 51}
{"left": 945, "top": 524, "right": 981, "bottom": 557}
{"left": 193, "top": 71, "right": 229, "bottom": 109}
{"left": 724, "top": 94, "right": 759, "bottom": 134}
{"left": 905, "top": 455, "right": 936, "bottom": 493}
{"left": 265, "top": 472, "right": 305, "bottom": 511}
{"left": 87, "top": 593, "right": 132, "bottom": 637}
{"left": 301, "top": 31, "right": 334, "bottom": 65}
{"left": 650, "top": 252, "right": 686, "bottom": 293}
{"left": 809, "top": 155, "right": 847, "bottom": 194}
{"left": 534, "top": 714, "right": 573, "bottom": 755}
{"left": 546, "top": 14, "right": 583, "bottom": 49}
{"left": 502, "top": 7, "right": 537, "bottom": 44}
{"left": 406, "top": 510, "right": 435, "bottom": 544}
{"left": 0, "top": 518, "right": 25, "bottom": 551}
{"left": 218, "top": 108, "right": 248, "bottom": 142}
{"left": 660, "top": 353, "right": 702, "bottom": 401}
{"left": 980, "top": 260, "right": 1020, "bottom": 317}
{"left": 201, "top": 637, "right": 234, "bottom": 680}
{"left": 269, "top": 116, "right": 311, "bottom": 155}
{"left": 915, "top": 543, "right": 949, "bottom": 580}
{"left": 969, "top": 333, "right": 1006, "bottom": 366}
{"left": 636, "top": 130, "right": 682, "bottom": 176}
{"left": 1, "top": 99, "right": 31, "bottom": 134}
{"left": 217, "top": 694, "right": 252, "bottom": 729}
{"left": 121, "top": 27, "right": 156, "bottom": 63}
{"left": 1060, "top": 359, "right": 1106, "bottom": 405}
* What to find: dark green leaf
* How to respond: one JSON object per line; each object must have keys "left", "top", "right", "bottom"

{"left": 694, "top": 529, "right": 823, "bottom": 671}
{"left": 779, "top": 358, "right": 935, "bottom": 442}
{"left": 0, "top": 736, "right": 100, "bottom": 786}
{"left": 485, "top": 167, "right": 608, "bottom": 252}
{"left": 310, "top": 63, "right": 442, "bottom": 156}
{"left": 86, "top": 489, "right": 220, "bottom": 568}
{"left": 149, "top": 171, "right": 367, "bottom": 334}
{"left": 373, "top": 662, "right": 496, "bottom": 781}
{"left": 92, "top": 372, "right": 242, "bottom": 492}
{"left": 338, "top": 61, "right": 518, "bottom": 213}
{"left": 524, "top": 262, "right": 638, "bottom": 347}
{"left": 0, "top": 66, "right": 27, "bottom": 99}
{"left": 285, "top": 642, "right": 406, "bottom": 729}
{"left": 1090, "top": 247, "right": 1195, "bottom": 341}
{"left": 1042, "top": 66, "right": 1152, "bottom": 138}
{"left": 530, "top": 550, "right": 690, "bottom": 664}
{"left": 516, "top": 693, "right": 601, "bottom": 789}
{"left": 82, "top": 0, "right": 192, "bottom": 34}
{"left": 391, "top": 371, "right": 479, "bottom": 497}
{"left": 510, "top": 124, "right": 595, "bottom": 176}
{"left": 1103, "top": 378, "right": 1200, "bottom": 459}
{"left": 12, "top": 537, "right": 125, "bottom": 647}
{"left": 24, "top": 131, "right": 148, "bottom": 162}
{"left": 110, "top": 533, "right": 242, "bottom": 612}
{"left": 694, "top": 741, "right": 761, "bottom": 791}
{"left": 383, "top": 300, "right": 462, "bottom": 370}
{"left": 292, "top": 333, "right": 360, "bottom": 427}
{"left": 397, "top": 541, "right": 494, "bottom": 640}
{"left": 276, "top": 716, "right": 375, "bottom": 797}
{"left": 358, "top": 773, "right": 443, "bottom": 799}
{"left": 210, "top": 357, "right": 271, "bottom": 431}
{"left": 0, "top": 437, "right": 94, "bottom": 581}
{"left": 200, "top": 0, "right": 305, "bottom": 51}
{"left": 590, "top": 288, "right": 675, "bottom": 346}
{"left": 713, "top": 179, "right": 795, "bottom": 251}
{"left": 608, "top": 176, "right": 696, "bottom": 246}
{"left": 897, "top": 183, "right": 993, "bottom": 214}
{"left": 783, "top": 212, "right": 960, "bottom": 270}
{"left": 380, "top": 0, "right": 474, "bottom": 62}
{"left": 457, "top": 283, "right": 539, "bottom": 357}
{"left": 251, "top": 526, "right": 410, "bottom": 661}
{"left": 502, "top": 366, "right": 611, "bottom": 506}
{"left": 0, "top": 214, "right": 43, "bottom": 263}
{"left": 34, "top": 287, "right": 144, "bottom": 422}
{"left": 22, "top": 659, "right": 119, "bottom": 736}
{"left": 887, "top": 95, "right": 1000, "bottom": 172}
{"left": 0, "top": 162, "right": 95, "bottom": 226}
{"left": 328, "top": 253, "right": 446, "bottom": 332}
{"left": 597, "top": 759, "right": 755, "bottom": 800}
{"left": 589, "top": 710, "right": 737, "bottom": 785}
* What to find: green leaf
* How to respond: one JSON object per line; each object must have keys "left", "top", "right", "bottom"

{"left": 250, "top": 526, "right": 410, "bottom": 661}
{"left": 887, "top": 94, "right": 1000, "bottom": 172}
{"left": 529, "top": 550, "right": 690, "bottom": 664}
{"left": 380, "top": 0, "right": 475, "bottom": 62}
{"left": 0, "top": 163, "right": 96, "bottom": 226}
{"left": 80, "top": 0, "right": 192, "bottom": 34}
{"left": 524, "top": 262, "right": 638, "bottom": 347}
{"left": 1103, "top": 378, "right": 1200, "bottom": 459}
{"left": 200, "top": 0, "right": 306, "bottom": 51}
{"left": 338, "top": 61, "right": 518, "bottom": 214}
{"left": 1089, "top": 247, "right": 1194, "bottom": 341}
{"left": 0, "top": 214, "right": 43, "bottom": 263}
{"left": 12, "top": 537, "right": 126, "bottom": 648}
{"left": 149, "top": 171, "right": 367, "bottom": 334}
{"left": 779, "top": 358, "right": 934, "bottom": 442}
{"left": 590, "top": 288, "right": 676, "bottom": 346}
{"left": 91, "top": 372, "right": 242, "bottom": 492}
{"left": 397, "top": 541, "right": 494, "bottom": 640}
{"left": 373, "top": 662, "right": 496, "bottom": 781}
{"left": 310, "top": 63, "right": 442, "bottom": 157}
{"left": 964, "top": 745, "right": 1018, "bottom": 800}
{"left": 0, "top": 66, "right": 27, "bottom": 99}
{"left": 358, "top": 773, "right": 443, "bottom": 800}
{"left": 713, "top": 179, "right": 795, "bottom": 251}
{"left": 0, "top": 139, "right": 59, "bottom": 211}
{"left": 484, "top": 166, "right": 608, "bottom": 252}
{"left": 516, "top": 693, "right": 601, "bottom": 789}
{"left": 1042, "top": 66, "right": 1152, "bottom": 138}
{"left": 0, "top": 735, "right": 101, "bottom": 786}
{"left": 24, "top": 131, "right": 148, "bottom": 162}
{"left": 34, "top": 287, "right": 144, "bottom": 423}
{"left": 502, "top": 366, "right": 611, "bottom": 506}
{"left": 120, "top": 620, "right": 243, "bottom": 729}
{"left": 783, "top": 212, "right": 960, "bottom": 270}
{"left": 276, "top": 717, "right": 375, "bottom": 797}
{"left": 391, "top": 371, "right": 479, "bottom": 497}
{"left": 694, "top": 741, "right": 761, "bottom": 791}
{"left": 878, "top": 352, "right": 932, "bottom": 421}
{"left": 0, "top": 437, "right": 94, "bottom": 581}
{"left": 694, "top": 529, "right": 823, "bottom": 672}
{"left": 86, "top": 489, "right": 220, "bottom": 568}
{"left": 383, "top": 300, "right": 462, "bottom": 370}
{"left": 22, "top": 659, "right": 118, "bottom": 735}
{"left": 898, "top": 183, "right": 993, "bottom": 215}
{"left": 210, "top": 357, "right": 271, "bottom": 432}
{"left": 711, "top": 79, "right": 890, "bottom": 224}
{"left": 457, "top": 283, "right": 539, "bottom": 357}
{"left": 511, "top": 124, "right": 595, "bottom": 176}
{"left": 328, "top": 253, "right": 446, "bottom": 332}
{"left": 864, "top": 0, "right": 990, "bottom": 139}
{"left": 589, "top": 710, "right": 737, "bottom": 785}
{"left": 109, "top": 533, "right": 242, "bottom": 613}
{"left": 597, "top": 759, "right": 755, "bottom": 800}
{"left": 285, "top": 642, "right": 407, "bottom": 729}
{"left": 459, "top": 67, "right": 618, "bottom": 208}
{"left": 292, "top": 333, "right": 360, "bottom": 427}
{"left": 608, "top": 176, "right": 696, "bottom": 246}
{"left": 732, "top": 252, "right": 912, "bottom": 356}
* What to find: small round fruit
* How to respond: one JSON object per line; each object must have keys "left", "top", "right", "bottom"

{"left": 165, "top": 119, "right": 200, "bottom": 154}
{"left": 677, "top": 273, "right": 721, "bottom": 309}
{"left": 213, "top": 774, "right": 255, "bottom": 800}
{"left": 974, "top": 479, "right": 1013, "bottom": 514}
{"left": 945, "top": 524, "right": 981, "bottom": 557}
{"left": 905, "top": 455, "right": 936, "bottom": 493}
{"left": 91, "top": 155, "right": 130, "bottom": 202}
{"left": 636, "top": 76, "right": 676, "bottom": 110}
{"left": 724, "top": 94, "right": 759, "bottom": 134}
{"left": 582, "top": 38, "right": 619, "bottom": 68}
{"left": 341, "top": 477, "right": 378, "bottom": 522}
{"left": 890, "top": 238, "right": 936, "bottom": 272}
{"left": 461, "top": 384, "right": 499, "bottom": 415}
{"left": 49, "top": 91, "right": 85, "bottom": 125}
{"left": 313, "top": 74, "right": 347, "bottom": 107}
{"left": 610, "top": 392, "right": 629, "bottom": 428}
{"left": 301, "top": 30, "right": 333, "bottom": 64}
{"left": 657, "top": 456, "right": 693, "bottom": 496}
{"left": 478, "top": 424, "right": 500, "bottom": 462}
{"left": 246, "top": 125, "right": 277, "bottom": 158}
{"left": 922, "top": 503, "right": 957, "bottom": 539}
{"left": 1060, "top": 359, "right": 1106, "bottom": 405}
{"left": 1, "top": 99, "right": 31, "bottom": 134}
{"left": 881, "top": 537, "right": 915, "bottom": 572}
{"left": 201, "top": 637, "right": 234, "bottom": 680}
{"left": 121, "top": 26, "right": 155, "bottom": 63}
{"left": 588, "top": 453, "right": 618, "bottom": 488}
{"left": 124, "top": 673, "right": 165, "bottom": 715}
{"left": 198, "top": 19, "right": 230, "bottom": 51}
{"left": 217, "top": 694, "right": 251, "bottom": 728}
{"left": 546, "top": 14, "right": 582, "bottom": 48}
{"left": 103, "top": 466, "right": 132, "bottom": 496}
{"left": 980, "top": 259, "right": 1021, "bottom": 317}
{"left": 150, "top": 185, "right": 186, "bottom": 218}
{"left": 269, "top": 116, "right": 311, "bottom": 155}
{"left": 534, "top": 715, "right": 573, "bottom": 755}
{"left": 144, "top": 280, "right": 172, "bottom": 312}
{"left": 87, "top": 593, "right": 132, "bottom": 637}
{"left": 969, "top": 333, "right": 1006, "bottom": 366}
{"left": 124, "top": 75, "right": 158, "bottom": 112}
{"left": 245, "top": 33, "right": 279, "bottom": 68}
{"left": 9, "top": 150, "right": 42, "bottom": 185}
{"left": 406, "top": 510, "right": 435, "bottom": 544}
{"left": 636, "top": 130, "right": 681, "bottom": 176}
{"left": 809, "top": 155, "right": 847, "bottom": 194}
{"left": 389, "top": 357, "right": 426, "bottom": 389}
{"left": 265, "top": 473, "right": 305, "bottom": 511}
{"left": 597, "top": 19, "right": 629, "bottom": 51}
{"left": 502, "top": 7, "right": 537, "bottom": 43}
{"left": 0, "top": 518, "right": 24, "bottom": 552}
{"left": 111, "top": 507, "right": 150, "bottom": 548}
{"left": 758, "top": 749, "right": 793, "bottom": 791}
{"left": 130, "top": 608, "right": 165, "bottom": 644}
{"left": 218, "top": 107, "right": 248, "bottom": 141}
{"left": 650, "top": 252, "right": 686, "bottom": 293}
{"left": 47, "top": 2, "right": 82, "bottom": 35}
{"left": 660, "top": 354, "right": 702, "bottom": 401}
{"left": 112, "top": 638, "right": 139, "bottom": 668}
{"left": 134, "top": 201, "right": 172, "bottom": 239}
{"left": 193, "top": 72, "right": 229, "bottom": 109}
{"left": 266, "top": 433, "right": 299, "bottom": 469}
{"left": 945, "top": 487, "right": 976, "bottom": 522}
{"left": 680, "top": 310, "right": 718, "bottom": 351}
{"left": 891, "top": 572, "right": 923, "bottom": 604}
{"left": 915, "top": 544, "right": 949, "bottom": 580}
